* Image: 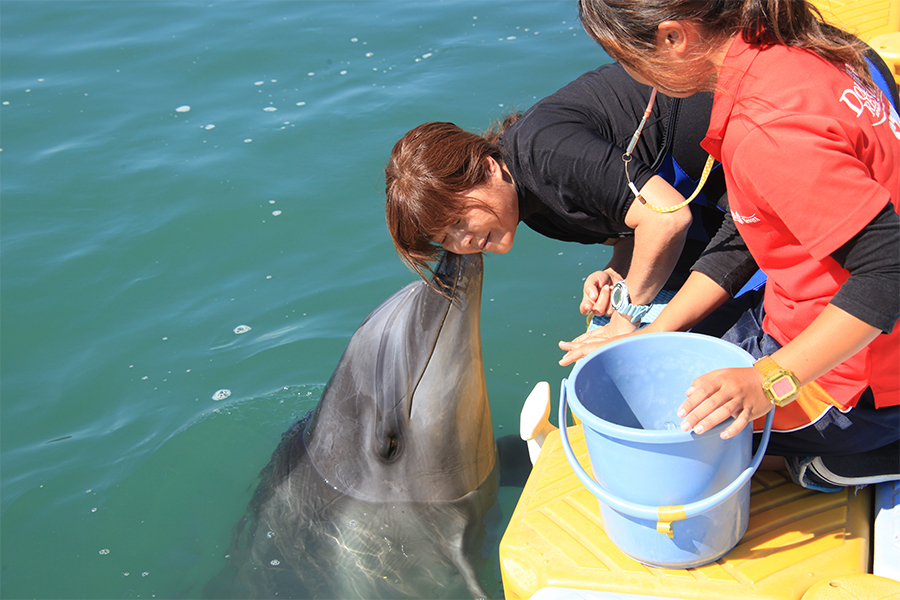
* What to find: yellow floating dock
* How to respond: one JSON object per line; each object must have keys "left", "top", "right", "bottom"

{"left": 499, "top": 427, "right": 891, "bottom": 600}
{"left": 812, "top": 0, "right": 900, "bottom": 83}
{"left": 500, "top": 4, "right": 899, "bottom": 597}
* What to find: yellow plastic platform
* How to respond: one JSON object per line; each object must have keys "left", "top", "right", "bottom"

{"left": 811, "top": 0, "right": 900, "bottom": 83}
{"left": 499, "top": 427, "right": 874, "bottom": 600}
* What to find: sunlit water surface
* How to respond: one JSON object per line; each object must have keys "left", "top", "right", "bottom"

{"left": 0, "top": 2, "right": 613, "bottom": 597}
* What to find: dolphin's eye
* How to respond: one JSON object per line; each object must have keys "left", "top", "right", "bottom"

{"left": 378, "top": 435, "right": 401, "bottom": 462}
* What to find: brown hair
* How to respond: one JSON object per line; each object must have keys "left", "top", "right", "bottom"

{"left": 384, "top": 115, "right": 520, "bottom": 279}
{"left": 578, "top": 0, "right": 873, "bottom": 94}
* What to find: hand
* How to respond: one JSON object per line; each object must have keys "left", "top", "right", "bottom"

{"left": 558, "top": 314, "right": 640, "bottom": 366}
{"left": 579, "top": 270, "right": 618, "bottom": 316}
{"left": 678, "top": 367, "right": 772, "bottom": 439}
{"left": 558, "top": 337, "right": 609, "bottom": 367}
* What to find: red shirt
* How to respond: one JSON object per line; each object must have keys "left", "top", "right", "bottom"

{"left": 702, "top": 36, "right": 900, "bottom": 427}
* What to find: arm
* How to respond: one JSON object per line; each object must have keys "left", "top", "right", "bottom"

{"left": 566, "top": 196, "right": 747, "bottom": 362}
{"left": 561, "top": 269, "right": 730, "bottom": 365}
{"left": 679, "top": 205, "right": 899, "bottom": 438}
{"left": 578, "top": 175, "right": 693, "bottom": 337}
{"left": 679, "top": 305, "right": 880, "bottom": 438}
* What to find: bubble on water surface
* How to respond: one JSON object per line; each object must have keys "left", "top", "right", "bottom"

{"left": 175, "top": 105, "right": 190, "bottom": 113}
{"left": 212, "top": 389, "right": 231, "bottom": 401}
{"left": 263, "top": 107, "right": 277, "bottom": 112}
{"left": 272, "top": 210, "right": 282, "bottom": 216}
{"left": 270, "top": 559, "right": 280, "bottom": 566}
{"left": 99, "top": 549, "right": 110, "bottom": 555}
{"left": 204, "top": 124, "right": 215, "bottom": 130}
{"left": 233, "top": 325, "right": 251, "bottom": 334}
{"left": 664, "top": 421, "right": 678, "bottom": 430}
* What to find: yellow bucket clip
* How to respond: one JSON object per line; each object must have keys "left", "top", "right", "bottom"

{"left": 657, "top": 505, "right": 687, "bottom": 538}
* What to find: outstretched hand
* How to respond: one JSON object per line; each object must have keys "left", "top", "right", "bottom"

{"left": 558, "top": 317, "right": 640, "bottom": 366}
{"left": 678, "top": 367, "right": 772, "bottom": 439}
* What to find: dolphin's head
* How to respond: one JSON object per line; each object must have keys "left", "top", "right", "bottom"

{"left": 304, "top": 252, "right": 494, "bottom": 503}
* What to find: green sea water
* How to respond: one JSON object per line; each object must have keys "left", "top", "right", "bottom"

{"left": 0, "top": 2, "right": 614, "bottom": 597}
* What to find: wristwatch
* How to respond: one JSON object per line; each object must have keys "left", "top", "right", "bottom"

{"left": 753, "top": 356, "right": 801, "bottom": 407}
{"left": 610, "top": 281, "right": 652, "bottom": 324}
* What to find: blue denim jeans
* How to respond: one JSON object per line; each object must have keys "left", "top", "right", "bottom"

{"left": 723, "top": 297, "right": 899, "bottom": 458}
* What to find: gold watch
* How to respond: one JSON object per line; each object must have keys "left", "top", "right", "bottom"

{"left": 753, "top": 356, "right": 800, "bottom": 407}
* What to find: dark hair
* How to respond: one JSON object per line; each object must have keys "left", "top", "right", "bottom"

{"left": 578, "top": 0, "right": 873, "bottom": 94}
{"left": 384, "top": 115, "right": 520, "bottom": 279}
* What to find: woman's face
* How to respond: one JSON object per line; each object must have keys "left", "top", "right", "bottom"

{"left": 438, "top": 157, "right": 519, "bottom": 255}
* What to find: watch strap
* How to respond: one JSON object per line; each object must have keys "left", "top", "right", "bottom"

{"left": 753, "top": 356, "right": 801, "bottom": 407}
{"left": 611, "top": 281, "right": 652, "bottom": 323}
{"left": 620, "top": 302, "right": 651, "bottom": 323}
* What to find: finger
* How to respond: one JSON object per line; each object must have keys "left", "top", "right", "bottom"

{"left": 677, "top": 378, "right": 712, "bottom": 419}
{"left": 580, "top": 297, "right": 592, "bottom": 316}
{"left": 581, "top": 277, "right": 604, "bottom": 314}
{"left": 559, "top": 349, "right": 583, "bottom": 366}
{"left": 692, "top": 403, "right": 738, "bottom": 435}
{"left": 558, "top": 342, "right": 595, "bottom": 366}
{"left": 719, "top": 408, "right": 751, "bottom": 440}
{"left": 591, "top": 285, "right": 611, "bottom": 316}
{"left": 679, "top": 382, "right": 727, "bottom": 431}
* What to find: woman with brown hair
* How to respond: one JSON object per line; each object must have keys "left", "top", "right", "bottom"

{"left": 385, "top": 62, "right": 741, "bottom": 338}
{"left": 564, "top": 0, "right": 899, "bottom": 489}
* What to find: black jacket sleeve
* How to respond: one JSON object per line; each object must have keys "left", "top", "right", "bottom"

{"left": 690, "top": 201, "right": 760, "bottom": 296}
{"left": 830, "top": 202, "right": 900, "bottom": 334}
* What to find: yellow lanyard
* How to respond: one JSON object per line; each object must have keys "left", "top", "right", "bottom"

{"left": 626, "top": 153, "right": 717, "bottom": 214}
{"left": 623, "top": 87, "right": 717, "bottom": 214}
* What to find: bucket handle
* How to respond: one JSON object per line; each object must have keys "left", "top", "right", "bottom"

{"left": 559, "top": 379, "right": 773, "bottom": 537}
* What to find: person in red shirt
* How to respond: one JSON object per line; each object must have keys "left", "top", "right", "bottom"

{"left": 562, "top": 0, "right": 899, "bottom": 489}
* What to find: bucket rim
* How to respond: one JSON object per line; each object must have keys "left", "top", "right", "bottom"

{"left": 566, "top": 332, "right": 756, "bottom": 443}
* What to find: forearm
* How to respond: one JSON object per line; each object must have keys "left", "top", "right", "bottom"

{"left": 771, "top": 303, "right": 881, "bottom": 389}
{"left": 642, "top": 270, "right": 731, "bottom": 333}
{"left": 691, "top": 204, "right": 760, "bottom": 296}
{"left": 622, "top": 175, "right": 692, "bottom": 305}
{"left": 603, "top": 236, "right": 633, "bottom": 281}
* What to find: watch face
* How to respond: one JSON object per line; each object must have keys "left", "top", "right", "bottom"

{"left": 771, "top": 376, "right": 797, "bottom": 400}
{"left": 611, "top": 283, "right": 627, "bottom": 309}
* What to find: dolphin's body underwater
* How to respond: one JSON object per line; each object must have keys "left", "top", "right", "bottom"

{"left": 211, "top": 252, "right": 497, "bottom": 599}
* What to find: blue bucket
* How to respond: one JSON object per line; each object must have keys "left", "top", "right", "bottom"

{"left": 559, "top": 332, "right": 773, "bottom": 568}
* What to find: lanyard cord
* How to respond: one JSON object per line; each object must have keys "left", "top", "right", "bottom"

{"left": 626, "top": 153, "right": 716, "bottom": 214}
{"left": 623, "top": 88, "right": 716, "bottom": 214}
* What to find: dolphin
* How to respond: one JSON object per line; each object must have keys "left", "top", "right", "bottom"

{"left": 208, "top": 252, "right": 497, "bottom": 599}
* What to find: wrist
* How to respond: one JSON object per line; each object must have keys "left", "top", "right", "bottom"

{"left": 611, "top": 280, "right": 652, "bottom": 324}
{"left": 610, "top": 311, "right": 641, "bottom": 332}
{"left": 753, "top": 356, "right": 801, "bottom": 407}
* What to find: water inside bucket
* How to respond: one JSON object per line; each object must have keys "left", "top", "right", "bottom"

{"left": 572, "top": 334, "right": 754, "bottom": 433}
